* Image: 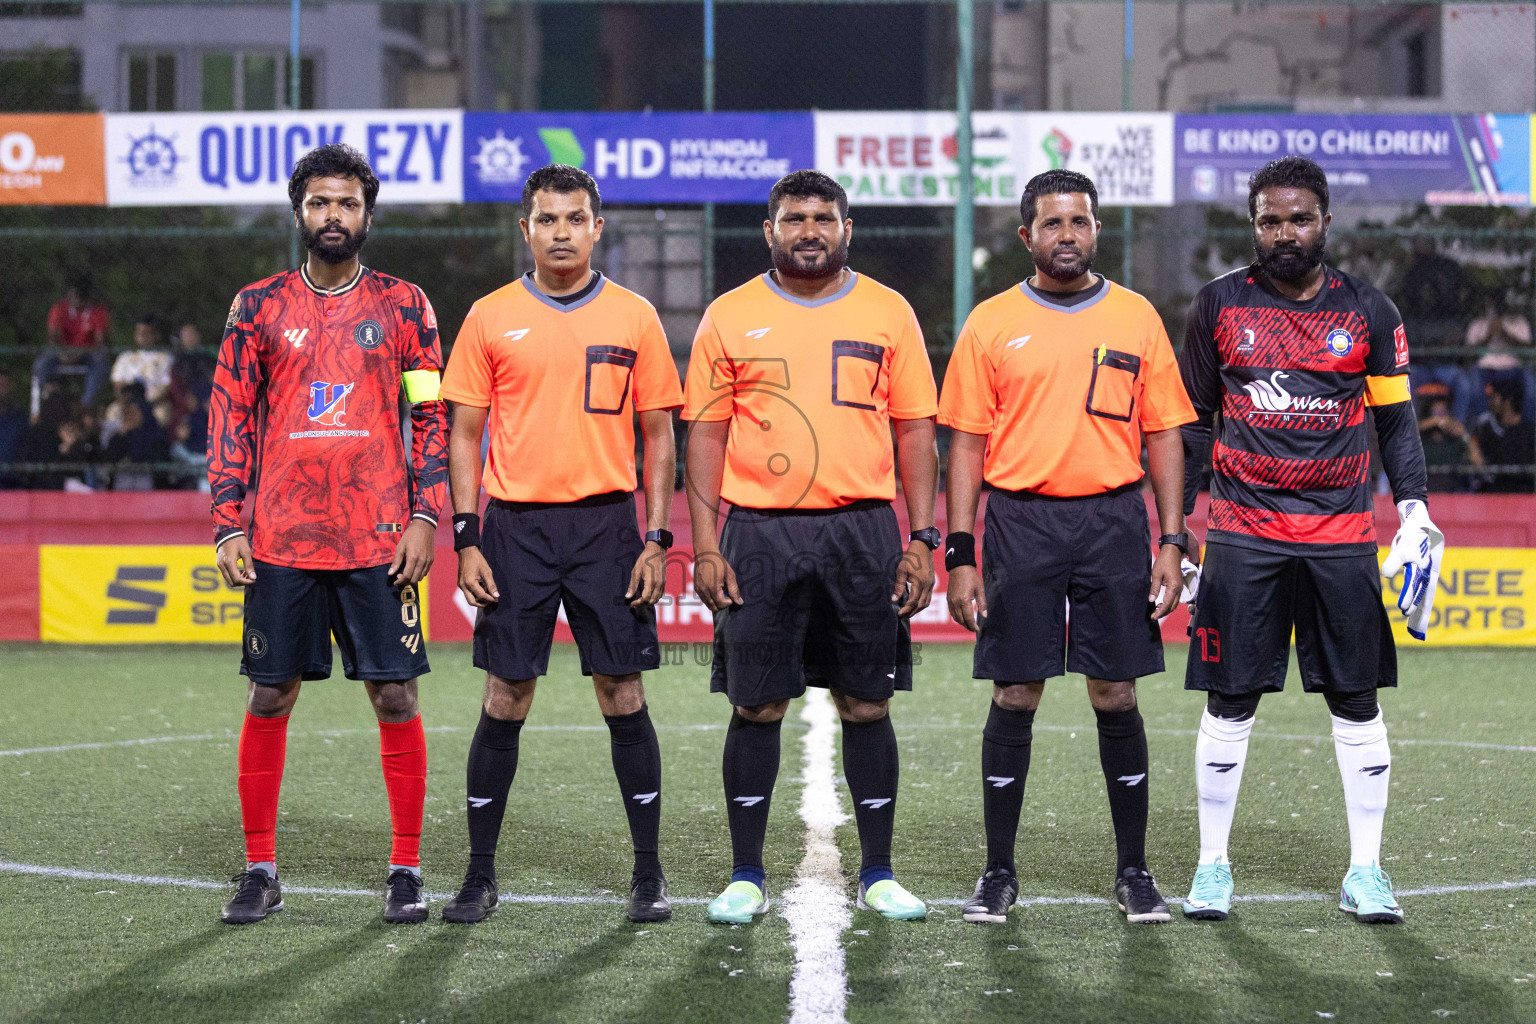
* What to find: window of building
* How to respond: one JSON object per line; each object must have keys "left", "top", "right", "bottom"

{"left": 127, "top": 53, "right": 176, "bottom": 112}
{"left": 0, "top": 47, "right": 85, "bottom": 111}
{"left": 202, "top": 52, "right": 315, "bottom": 111}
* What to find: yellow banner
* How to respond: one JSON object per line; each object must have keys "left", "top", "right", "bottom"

{"left": 40, "top": 546, "right": 428, "bottom": 644}
{"left": 1381, "top": 547, "right": 1535, "bottom": 646}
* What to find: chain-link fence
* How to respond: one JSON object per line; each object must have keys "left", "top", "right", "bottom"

{"left": 2, "top": 0, "right": 1533, "bottom": 492}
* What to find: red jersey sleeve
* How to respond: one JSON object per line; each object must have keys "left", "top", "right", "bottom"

{"left": 401, "top": 285, "right": 449, "bottom": 526}
{"left": 207, "top": 286, "right": 267, "bottom": 545}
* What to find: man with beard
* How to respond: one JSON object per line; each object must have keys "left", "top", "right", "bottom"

{"left": 209, "top": 143, "right": 449, "bottom": 925}
{"left": 939, "top": 169, "right": 1194, "bottom": 924}
{"left": 684, "top": 169, "right": 939, "bottom": 923}
{"left": 1177, "top": 156, "right": 1439, "bottom": 924}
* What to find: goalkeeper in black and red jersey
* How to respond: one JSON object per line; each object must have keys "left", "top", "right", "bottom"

{"left": 1176, "top": 157, "right": 1441, "bottom": 925}
{"left": 207, "top": 144, "right": 450, "bottom": 926}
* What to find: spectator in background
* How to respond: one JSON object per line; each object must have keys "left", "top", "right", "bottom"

{"left": 171, "top": 322, "right": 216, "bottom": 411}
{"left": 1474, "top": 377, "right": 1535, "bottom": 493}
{"left": 19, "top": 392, "right": 100, "bottom": 490}
{"left": 1416, "top": 383, "right": 1479, "bottom": 493}
{"left": 111, "top": 315, "right": 175, "bottom": 411}
{"left": 1399, "top": 237, "right": 1476, "bottom": 425}
{"left": 1467, "top": 293, "right": 1536, "bottom": 424}
{"left": 103, "top": 382, "right": 168, "bottom": 491}
{"left": 33, "top": 275, "right": 111, "bottom": 407}
{"left": 0, "top": 371, "right": 28, "bottom": 488}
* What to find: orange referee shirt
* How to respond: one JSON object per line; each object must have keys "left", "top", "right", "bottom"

{"left": 441, "top": 272, "right": 683, "bottom": 503}
{"left": 938, "top": 279, "right": 1195, "bottom": 497}
{"left": 682, "top": 271, "right": 938, "bottom": 509}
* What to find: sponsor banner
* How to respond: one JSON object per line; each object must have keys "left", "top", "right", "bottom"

{"left": 1176, "top": 113, "right": 1532, "bottom": 206}
{"left": 463, "top": 111, "right": 813, "bottom": 204}
{"left": 814, "top": 111, "right": 1174, "bottom": 207}
{"left": 0, "top": 114, "right": 105, "bottom": 206}
{"left": 1380, "top": 547, "right": 1536, "bottom": 646}
{"left": 104, "top": 111, "right": 462, "bottom": 206}
{"left": 39, "top": 545, "right": 427, "bottom": 643}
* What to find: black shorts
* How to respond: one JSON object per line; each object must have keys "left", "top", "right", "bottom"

{"left": 473, "top": 491, "right": 660, "bottom": 680}
{"left": 973, "top": 484, "right": 1164, "bottom": 683}
{"left": 710, "top": 500, "right": 912, "bottom": 706}
{"left": 241, "top": 561, "right": 428, "bottom": 684}
{"left": 1184, "top": 540, "right": 1396, "bottom": 695}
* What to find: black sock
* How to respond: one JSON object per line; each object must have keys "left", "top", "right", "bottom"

{"left": 841, "top": 714, "right": 899, "bottom": 886}
{"left": 981, "top": 703, "right": 1034, "bottom": 874}
{"left": 1094, "top": 706, "right": 1150, "bottom": 876}
{"left": 722, "top": 710, "right": 782, "bottom": 887}
{"left": 465, "top": 708, "right": 524, "bottom": 879}
{"left": 606, "top": 704, "right": 663, "bottom": 880}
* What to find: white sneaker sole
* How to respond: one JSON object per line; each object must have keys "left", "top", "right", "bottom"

{"left": 1118, "top": 902, "right": 1171, "bottom": 924}
{"left": 962, "top": 907, "right": 1010, "bottom": 923}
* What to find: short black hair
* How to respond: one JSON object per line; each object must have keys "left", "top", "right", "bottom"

{"left": 68, "top": 273, "right": 93, "bottom": 298}
{"left": 1248, "top": 156, "right": 1329, "bottom": 219}
{"left": 1488, "top": 375, "right": 1526, "bottom": 408}
{"left": 134, "top": 313, "right": 160, "bottom": 331}
{"left": 1020, "top": 170, "right": 1099, "bottom": 228}
{"left": 288, "top": 143, "right": 380, "bottom": 214}
{"left": 522, "top": 164, "right": 601, "bottom": 218}
{"left": 768, "top": 170, "right": 848, "bottom": 222}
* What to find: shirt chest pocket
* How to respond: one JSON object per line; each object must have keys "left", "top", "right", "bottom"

{"left": 1085, "top": 347, "right": 1141, "bottom": 422}
{"left": 585, "top": 345, "right": 637, "bottom": 415}
{"left": 832, "top": 339, "right": 886, "bottom": 411}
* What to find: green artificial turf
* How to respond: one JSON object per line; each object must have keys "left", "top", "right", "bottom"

{"left": 1, "top": 642, "right": 1532, "bottom": 1023}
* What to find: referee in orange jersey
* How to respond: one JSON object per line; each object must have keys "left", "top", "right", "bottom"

{"left": 437, "top": 165, "right": 683, "bottom": 925}
{"left": 684, "top": 170, "right": 939, "bottom": 924}
{"left": 939, "top": 170, "right": 1196, "bottom": 925}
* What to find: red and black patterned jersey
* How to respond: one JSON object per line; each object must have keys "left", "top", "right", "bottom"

{"left": 1180, "top": 263, "right": 1424, "bottom": 556}
{"left": 207, "top": 265, "right": 449, "bottom": 570}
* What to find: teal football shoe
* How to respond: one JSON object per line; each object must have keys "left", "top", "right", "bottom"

{"left": 707, "top": 880, "right": 770, "bottom": 924}
{"left": 857, "top": 878, "right": 927, "bottom": 921}
{"left": 1339, "top": 863, "right": 1403, "bottom": 924}
{"left": 1182, "top": 858, "right": 1234, "bottom": 921}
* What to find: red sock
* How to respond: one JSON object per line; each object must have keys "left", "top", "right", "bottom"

{"left": 379, "top": 716, "right": 428, "bottom": 868}
{"left": 237, "top": 712, "right": 290, "bottom": 865}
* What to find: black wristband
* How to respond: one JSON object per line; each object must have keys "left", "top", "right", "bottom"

{"left": 452, "top": 512, "right": 481, "bottom": 551}
{"left": 944, "top": 532, "right": 977, "bottom": 572}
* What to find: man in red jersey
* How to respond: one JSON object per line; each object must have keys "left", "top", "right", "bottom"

{"left": 207, "top": 144, "right": 449, "bottom": 926}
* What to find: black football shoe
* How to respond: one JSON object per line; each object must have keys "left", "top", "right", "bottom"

{"left": 962, "top": 868, "right": 1019, "bottom": 923}
{"left": 1115, "top": 866, "right": 1172, "bottom": 923}
{"left": 442, "top": 870, "right": 499, "bottom": 924}
{"left": 628, "top": 876, "right": 672, "bottom": 923}
{"left": 222, "top": 869, "right": 283, "bottom": 925}
{"left": 383, "top": 868, "right": 429, "bottom": 924}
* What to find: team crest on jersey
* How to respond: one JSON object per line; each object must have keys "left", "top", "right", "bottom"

{"left": 1325, "top": 328, "right": 1353, "bottom": 357}
{"left": 226, "top": 296, "right": 241, "bottom": 328}
{"left": 306, "top": 381, "right": 355, "bottom": 426}
{"left": 354, "top": 319, "right": 385, "bottom": 350}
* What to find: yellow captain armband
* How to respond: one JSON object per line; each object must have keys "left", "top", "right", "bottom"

{"left": 1364, "top": 374, "right": 1410, "bottom": 407}
{"left": 402, "top": 369, "right": 442, "bottom": 403}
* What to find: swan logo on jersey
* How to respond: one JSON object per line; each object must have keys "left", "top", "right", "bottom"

{"left": 1241, "top": 370, "right": 1341, "bottom": 419}
{"left": 1325, "top": 328, "right": 1353, "bottom": 357}
{"left": 306, "top": 381, "right": 355, "bottom": 426}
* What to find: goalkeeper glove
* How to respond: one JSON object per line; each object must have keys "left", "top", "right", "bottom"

{"left": 1179, "top": 557, "right": 1201, "bottom": 605}
{"left": 1380, "top": 499, "right": 1444, "bottom": 641}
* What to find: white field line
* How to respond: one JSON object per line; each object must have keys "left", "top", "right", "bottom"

{"left": 3, "top": 859, "right": 1530, "bottom": 911}
{"left": 0, "top": 723, "right": 732, "bottom": 758}
{"left": 781, "top": 688, "right": 852, "bottom": 1024}
{"left": 0, "top": 860, "right": 709, "bottom": 904}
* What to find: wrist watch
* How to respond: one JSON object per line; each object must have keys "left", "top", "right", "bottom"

{"left": 644, "top": 529, "right": 674, "bottom": 550}
{"left": 1158, "top": 532, "right": 1189, "bottom": 554}
{"left": 909, "top": 527, "right": 942, "bottom": 550}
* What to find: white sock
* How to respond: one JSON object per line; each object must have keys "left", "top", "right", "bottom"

{"left": 1331, "top": 709, "right": 1391, "bottom": 867}
{"left": 1195, "top": 709, "right": 1253, "bottom": 865}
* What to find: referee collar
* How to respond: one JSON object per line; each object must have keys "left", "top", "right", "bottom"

{"left": 520, "top": 270, "right": 606, "bottom": 313}
{"left": 762, "top": 270, "right": 859, "bottom": 308}
{"left": 1019, "top": 275, "right": 1110, "bottom": 313}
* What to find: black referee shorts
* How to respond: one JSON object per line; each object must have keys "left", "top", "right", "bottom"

{"left": 973, "top": 484, "right": 1164, "bottom": 683}
{"left": 241, "top": 560, "right": 428, "bottom": 684}
{"left": 473, "top": 491, "right": 661, "bottom": 680}
{"left": 1185, "top": 540, "right": 1396, "bottom": 695}
{"left": 710, "top": 500, "right": 912, "bottom": 707}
